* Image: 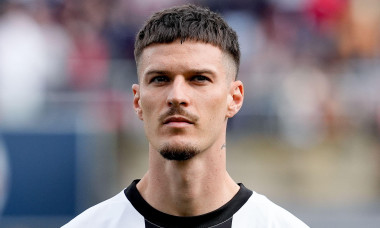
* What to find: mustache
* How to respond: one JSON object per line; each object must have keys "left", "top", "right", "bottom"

{"left": 159, "top": 105, "right": 199, "bottom": 124}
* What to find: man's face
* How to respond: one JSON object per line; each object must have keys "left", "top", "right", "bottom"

{"left": 133, "top": 40, "right": 243, "bottom": 160}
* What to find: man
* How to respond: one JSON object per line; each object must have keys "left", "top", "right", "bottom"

{"left": 63, "top": 4, "right": 309, "bottom": 228}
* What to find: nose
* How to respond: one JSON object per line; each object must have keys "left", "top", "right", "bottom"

{"left": 166, "top": 77, "right": 190, "bottom": 107}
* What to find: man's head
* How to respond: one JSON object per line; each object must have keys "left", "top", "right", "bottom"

{"left": 132, "top": 5, "right": 244, "bottom": 161}
{"left": 134, "top": 4, "right": 240, "bottom": 79}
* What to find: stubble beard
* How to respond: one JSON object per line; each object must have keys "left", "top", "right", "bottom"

{"left": 159, "top": 143, "right": 201, "bottom": 161}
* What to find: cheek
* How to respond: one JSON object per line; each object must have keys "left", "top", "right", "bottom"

{"left": 140, "top": 94, "right": 158, "bottom": 121}
{"left": 202, "top": 91, "right": 228, "bottom": 120}
{"left": 140, "top": 95, "right": 159, "bottom": 139}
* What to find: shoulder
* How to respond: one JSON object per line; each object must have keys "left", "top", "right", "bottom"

{"left": 61, "top": 190, "right": 144, "bottom": 228}
{"left": 233, "top": 191, "right": 310, "bottom": 228}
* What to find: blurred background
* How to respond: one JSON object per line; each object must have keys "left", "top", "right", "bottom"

{"left": 0, "top": 0, "right": 379, "bottom": 227}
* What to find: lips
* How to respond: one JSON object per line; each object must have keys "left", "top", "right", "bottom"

{"left": 163, "top": 116, "right": 194, "bottom": 125}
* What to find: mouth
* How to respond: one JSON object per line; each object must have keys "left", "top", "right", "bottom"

{"left": 163, "top": 116, "right": 194, "bottom": 125}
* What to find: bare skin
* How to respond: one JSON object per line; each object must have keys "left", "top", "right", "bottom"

{"left": 132, "top": 40, "right": 244, "bottom": 216}
{"left": 136, "top": 135, "right": 239, "bottom": 216}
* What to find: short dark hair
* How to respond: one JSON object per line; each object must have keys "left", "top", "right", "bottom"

{"left": 134, "top": 4, "right": 240, "bottom": 76}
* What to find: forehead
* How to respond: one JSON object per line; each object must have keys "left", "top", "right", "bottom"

{"left": 137, "top": 40, "right": 229, "bottom": 77}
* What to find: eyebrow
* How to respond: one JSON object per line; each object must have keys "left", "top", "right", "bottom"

{"left": 144, "top": 69, "right": 216, "bottom": 76}
{"left": 145, "top": 70, "right": 169, "bottom": 76}
{"left": 191, "top": 69, "right": 216, "bottom": 75}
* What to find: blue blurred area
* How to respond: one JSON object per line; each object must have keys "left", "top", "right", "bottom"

{"left": 2, "top": 132, "right": 76, "bottom": 216}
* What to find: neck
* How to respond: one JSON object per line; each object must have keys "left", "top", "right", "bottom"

{"left": 136, "top": 142, "right": 239, "bottom": 216}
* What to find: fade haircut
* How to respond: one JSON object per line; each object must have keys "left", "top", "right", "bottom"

{"left": 134, "top": 4, "right": 240, "bottom": 78}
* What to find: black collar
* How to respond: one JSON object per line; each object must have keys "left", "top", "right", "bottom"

{"left": 124, "top": 179, "right": 252, "bottom": 228}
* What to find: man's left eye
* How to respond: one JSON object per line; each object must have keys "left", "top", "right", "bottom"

{"left": 191, "top": 75, "right": 210, "bottom": 82}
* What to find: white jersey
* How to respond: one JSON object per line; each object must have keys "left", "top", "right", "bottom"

{"left": 62, "top": 180, "right": 309, "bottom": 228}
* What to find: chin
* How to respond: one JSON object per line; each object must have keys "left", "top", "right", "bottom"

{"left": 158, "top": 142, "right": 201, "bottom": 161}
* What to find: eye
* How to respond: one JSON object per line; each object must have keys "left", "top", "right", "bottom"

{"left": 191, "top": 75, "right": 211, "bottom": 83}
{"left": 150, "top": 75, "right": 170, "bottom": 84}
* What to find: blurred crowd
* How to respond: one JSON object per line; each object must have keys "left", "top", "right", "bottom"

{"left": 1, "top": 1, "right": 379, "bottom": 225}
{"left": 0, "top": 0, "right": 379, "bottom": 146}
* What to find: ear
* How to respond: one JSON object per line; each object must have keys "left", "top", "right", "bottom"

{"left": 132, "top": 84, "right": 143, "bottom": 120}
{"left": 226, "top": 80, "right": 244, "bottom": 118}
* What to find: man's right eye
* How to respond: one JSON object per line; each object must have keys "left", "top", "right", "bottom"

{"left": 150, "top": 76, "right": 170, "bottom": 84}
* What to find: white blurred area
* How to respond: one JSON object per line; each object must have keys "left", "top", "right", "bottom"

{"left": 0, "top": 0, "right": 379, "bottom": 227}
{"left": 0, "top": 0, "right": 69, "bottom": 128}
